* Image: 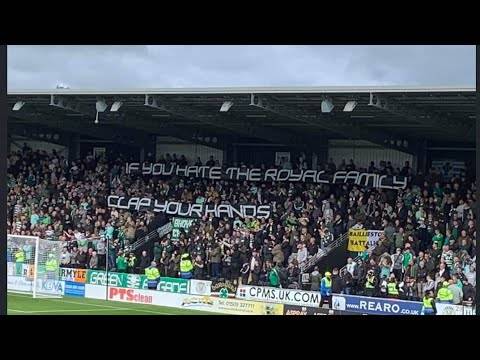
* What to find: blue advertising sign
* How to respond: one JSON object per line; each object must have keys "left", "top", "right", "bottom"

{"left": 65, "top": 281, "right": 85, "bottom": 297}
{"left": 332, "top": 294, "right": 423, "bottom": 315}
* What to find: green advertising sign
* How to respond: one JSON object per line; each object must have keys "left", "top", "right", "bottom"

{"left": 86, "top": 270, "right": 127, "bottom": 287}
{"left": 171, "top": 217, "right": 196, "bottom": 241}
{"left": 158, "top": 277, "right": 190, "bottom": 293}
{"left": 86, "top": 271, "right": 189, "bottom": 292}
{"left": 86, "top": 270, "right": 149, "bottom": 289}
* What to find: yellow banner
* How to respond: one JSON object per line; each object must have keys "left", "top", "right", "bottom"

{"left": 347, "top": 229, "right": 369, "bottom": 252}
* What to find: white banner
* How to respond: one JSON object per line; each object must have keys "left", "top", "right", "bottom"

{"left": 7, "top": 276, "right": 64, "bottom": 296}
{"left": 125, "top": 163, "right": 407, "bottom": 190}
{"left": 189, "top": 280, "right": 212, "bottom": 296}
{"left": 236, "top": 285, "right": 321, "bottom": 307}
{"left": 8, "top": 275, "right": 33, "bottom": 292}
{"left": 436, "top": 303, "right": 465, "bottom": 316}
{"left": 107, "top": 196, "right": 271, "bottom": 219}
{"left": 103, "top": 286, "right": 283, "bottom": 315}
{"left": 84, "top": 284, "right": 107, "bottom": 300}
{"left": 7, "top": 262, "right": 15, "bottom": 276}
{"left": 36, "top": 279, "right": 65, "bottom": 296}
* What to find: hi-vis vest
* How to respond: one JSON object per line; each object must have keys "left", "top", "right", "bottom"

{"left": 387, "top": 282, "right": 399, "bottom": 295}
{"left": 365, "top": 275, "right": 375, "bottom": 289}
{"left": 323, "top": 277, "right": 332, "bottom": 288}
{"left": 437, "top": 287, "right": 453, "bottom": 302}
{"left": 423, "top": 296, "right": 434, "bottom": 308}
{"left": 180, "top": 259, "right": 193, "bottom": 273}
{"left": 45, "top": 258, "right": 58, "bottom": 271}
{"left": 145, "top": 267, "right": 160, "bottom": 280}
{"left": 15, "top": 250, "right": 25, "bottom": 263}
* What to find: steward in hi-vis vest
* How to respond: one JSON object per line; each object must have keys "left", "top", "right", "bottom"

{"left": 145, "top": 261, "right": 161, "bottom": 290}
{"left": 179, "top": 253, "right": 193, "bottom": 279}
{"left": 422, "top": 291, "right": 436, "bottom": 315}
{"left": 436, "top": 281, "right": 454, "bottom": 303}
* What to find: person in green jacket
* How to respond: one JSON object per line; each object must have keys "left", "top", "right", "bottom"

{"left": 116, "top": 251, "right": 127, "bottom": 273}
{"left": 268, "top": 263, "right": 281, "bottom": 288}
{"left": 402, "top": 245, "right": 413, "bottom": 270}
{"left": 432, "top": 229, "right": 445, "bottom": 248}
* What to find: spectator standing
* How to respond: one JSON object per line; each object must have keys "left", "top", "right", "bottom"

{"left": 116, "top": 251, "right": 127, "bottom": 273}
{"left": 209, "top": 243, "right": 222, "bottom": 279}
{"left": 89, "top": 251, "right": 98, "bottom": 269}
{"left": 310, "top": 266, "right": 321, "bottom": 291}
{"left": 138, "top": 250, "right": 150, "bottom": 273}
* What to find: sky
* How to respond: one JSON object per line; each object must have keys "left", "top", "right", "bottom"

{"left": 7, "top": 45, "right": 475, "bottom": 89}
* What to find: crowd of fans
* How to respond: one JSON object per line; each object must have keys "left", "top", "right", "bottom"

{"left": 7, "top": 145, "right": 476, "bottom": 305}
{"left": 307, "top": 172, "right": 476, "bottom": 305}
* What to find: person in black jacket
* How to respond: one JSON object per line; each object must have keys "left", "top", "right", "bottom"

{"left": 331, "top": 268, "right": 344, "bottom": 294}
{"left": 138, "top": 250, "right": 151, "bottom": 273}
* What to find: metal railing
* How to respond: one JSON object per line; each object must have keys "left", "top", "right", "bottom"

{"left": 300, "top": 232, "right": 348, "bottom": 273}
{"left": 129, "top": 222, "right": 173, "bottom": 251}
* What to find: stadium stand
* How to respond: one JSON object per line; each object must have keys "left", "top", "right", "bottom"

{"left": 7, "top": 145, "right": 476, "bottom": 306}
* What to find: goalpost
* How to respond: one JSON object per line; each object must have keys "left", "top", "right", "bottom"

{"left": 7, "top": 234, "right": 63, "bottom": 298}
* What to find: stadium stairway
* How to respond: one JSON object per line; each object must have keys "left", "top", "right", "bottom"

{"left": 300, "top": 232, "right": 349, "bottom": 274}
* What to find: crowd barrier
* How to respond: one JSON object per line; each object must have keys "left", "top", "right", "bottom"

{"left": 7, "top": 263, "right": 475, "bottom": 315}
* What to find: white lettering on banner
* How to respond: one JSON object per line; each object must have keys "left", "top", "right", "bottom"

{"left": 158, "top": 280, "right": 189, "bottom": 293}
{"left": 89, "top": 272, "right": 122, "bottom": 286}
{"left": 124, "top": 163, "right": 408, "bottom": 190}
{"left": 237, "top": 285, "right": 321, "bottom": 307}
{"left": 107, "top": 196, "right": 272, "bottom": 219}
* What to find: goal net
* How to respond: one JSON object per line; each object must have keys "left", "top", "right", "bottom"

{"left": 7, "top": 235, "right": 63, "bottom": 298}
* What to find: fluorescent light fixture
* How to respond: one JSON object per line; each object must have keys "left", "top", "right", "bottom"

{"left": 220, "top": 101, "right": 233, "bottom": 112}
{"left": 12, "top": 101, "right": 25, "bottom": 111}
{"left": 343, "top": 101, "right": 357, "bottom": 112}
{"left": 246, "top": 114, "right": 267, "bottom": 118}
{"left": 152, "top": 114, "right": 170, "bottom": 117}
{"left": 321, "top": 99, "right": 334, "bottom": 113}
{"left": 96, "top": 100, "right": 108, "bottom": 112}
{"left": 111, "top": 101, "right": 123, "bottom": 112}
{"left": 95, "top": 112, "right": 99, "bottom": 124}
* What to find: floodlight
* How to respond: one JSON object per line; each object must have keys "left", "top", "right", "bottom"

{"left": 321, "top": 99, "right": 334, "bottom": 113}
{"left": 12, "top": 101, "right": 25, "bottom": 111}
{"left": 111, "top": 101, "right": 123, "bottom": 112}
{"left": 343, "top": 101, "right": 357, "bottom": 112}
{"left": 96, "top": 100, "right": 108, "bottom": 112}
{"left": 220, "top": 101, "right": 233, "bottom": 112}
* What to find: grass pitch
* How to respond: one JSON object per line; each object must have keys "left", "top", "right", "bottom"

{"left": 7, "top": 292, "right": 216, "bottom": 315}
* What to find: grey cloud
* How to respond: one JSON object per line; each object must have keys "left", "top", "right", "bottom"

{"left": 7, "top": 45, "right": 475, "bottom": 89}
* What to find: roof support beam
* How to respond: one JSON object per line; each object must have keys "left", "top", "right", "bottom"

{"left": 250, "top": 94, "right": 417, "bottom": 155}
{"left": 368, "top": 93, "right": 473, "bottom": 133}
{"left": 49, "top": 95, "right": 97, "bottom": 118}
{"left": 144, "top": 94, "right": 316, "bottom": 150}
{"left": 9, "top": 112, "right": 151, "bottom": 146}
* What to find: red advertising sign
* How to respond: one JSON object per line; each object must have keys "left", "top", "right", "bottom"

{"left": 108, "top": 287, "right": 153, "bottom": 304}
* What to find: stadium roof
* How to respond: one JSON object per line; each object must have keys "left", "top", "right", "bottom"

{"left": 8, "top": 86, "right": 476, "bottom": 154}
